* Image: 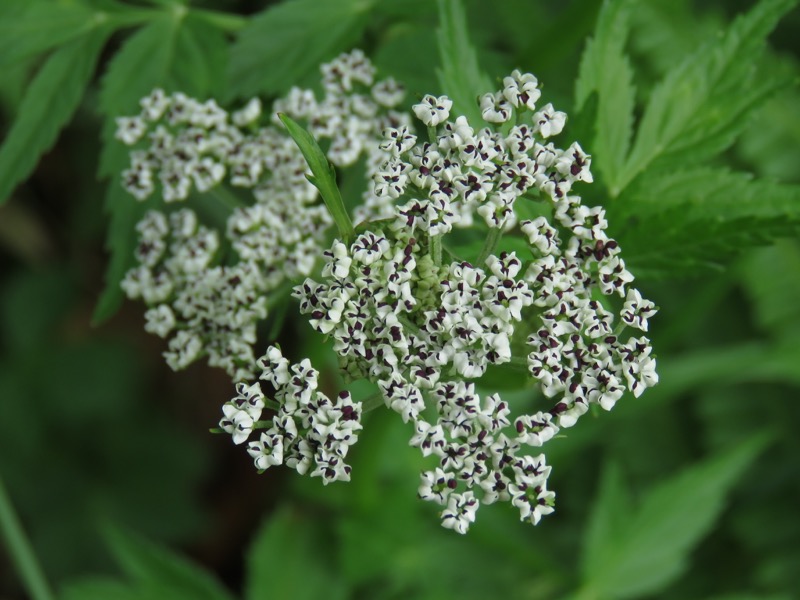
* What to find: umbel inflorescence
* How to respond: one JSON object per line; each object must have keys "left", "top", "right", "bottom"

{"left": 117, "top": 52, "right": 657, "bottom": 534}
{"left": 117, "top": 51, "right": 408, "bottom": 380}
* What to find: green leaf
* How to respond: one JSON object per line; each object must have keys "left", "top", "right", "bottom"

{"left": 279, "top": 113, "right": 355, "bottom": 243}
{"left": 575, "top": 0, "right": 636, "bottom": 192}
{"left": 245, "top": 506, "right": 348, "bottom": 600}
{"left": 226, "top": 0, "right": 375, "bottom": 100}
{"left": 581, "top": 463, "right": 632, "bottom": 582}
{"left": 435, "top": 0, "right": 492, "bottom": 126}
{"left": 616, "top": 0, "right": 798, "bottom": 196}
{"left": 739, "top": 240, "right": 800, "bottom": 338}
{"left": 92, "top": 177, "right": 158, "bottom": 324}
{"left": 707, "top": 595, "right": 793, "bottom": 600}
{"left": 93, "top": 15, "right": 181, "bottom": 324}
{"left": 579, "top": 434, "right": 773, "bottom": 599}
{"left": 620, "top": 167, "right": 800, "bottom": 220}
{"left": 0, "top": 27, "right": 109, "bottom": 204}
{"left": 170, "top": 15, "right": 229, "bottom": 98}
{"left": 61, "top": 578, "right": 149, "bottom": 600}
{"left": 103, "top": 526, "right": 233, "bottom": 600}
{"left": 613, "top": 168, "right": 800, "bottom": 276}
{"left": 98, "top": 14, "right": 180, "bottom": 132}
{"left": 0, "top": 3, "right": 102, "bottom": 68}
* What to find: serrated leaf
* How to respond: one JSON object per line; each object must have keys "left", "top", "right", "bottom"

{"left": 92, "top": 177, "right": 158, "bottom": 324}
{"left": 620, "top": 167, "right": 800, "bottom": 220}
{"left": 625, "top": 213, "right": 800, "bottom": 278}
{"left": 245, "top": 506, "right": 348, "bottom": 600}
{"left": 98, "top": 14, "right": 180, "bottom": 130}
{"left": 93, "top": 16, "right": 182, "bottom": 324}
{"left": 435, "top": 0, "right": 492, "bottom": 126}
{"left": 575, "top": 0, "right": 636, "bottom": 192}
{"left": 579, "top": 434, "right": 772, "bottom": 599}
{"left": 0, "top": 27, "right": 109, "bottom": 204}
{"left": 617, "top": 0, "right": 798, "bottom": 195}
{"left": 226, "top": 0, "right": 375, "bottom": 100}
{"left": 628, "top": 0, "right": 723, "bottom": 79}
{"left": 0, "top": 3, "right": 102, "bottom": 68}
{"left": 103, "top": 526, "right": 233, "bottom": 600}
{"left": 581, "top": 463, "right": 632, "bottom": 581}
{"left": 280, "top": 113, "right": 354, "bottom": 243}
{"left": 170, "top": 15, "right": 229, "bottom": 98}
{"left": 613, "top": 168, "right": 800, "bottom": 277}
{"left": 739, "top": 240, "right": 800, "bottom": 337}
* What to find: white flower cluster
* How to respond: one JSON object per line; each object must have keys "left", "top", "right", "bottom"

{"left": 120, "top": 51, "right": 406, "bottom": 377}
{"left": 284, "top": 70, "right": 658, "bottom": 532}
{"left": 361, "top": 69, "right": 591, "bottom": 233}
{"left": 116, "top": 49, "right": 408, "bottom": 203}
{"left": 122, "top": 209, "right": 267, "bottom": 380}
{"left": 220, "top": 346, "right": 362, "bottom": 485}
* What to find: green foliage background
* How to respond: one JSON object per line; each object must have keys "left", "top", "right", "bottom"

{"left": 1, "top": 0, "right": 799, "bottom": 598}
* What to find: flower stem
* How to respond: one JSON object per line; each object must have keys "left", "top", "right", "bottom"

{"left": 430, "top": 233, "right": 442, "bottom": 266}
{"left": 0, "top": 477, "right": 54, "bottom": 600}
{"left": 476, "top": 227, "right": 503, "bottom": 266}
{"left": 427, "top": 126, "right": 438, "bottom": 144}
{"left": 211, "top": 185, "right": 246, "bottom": 211}
{"left": 361, "top": 392, "right": 385, "bottom": 413}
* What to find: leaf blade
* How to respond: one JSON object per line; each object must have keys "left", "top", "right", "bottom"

{"left": 574, "top": 0, "right": 636, "bottom": 193}
{"left": 103, "top": 526, "right": 234, "bottom": 600}
{"left": 0, "top": 27, "right": 109, "bottom": 204}
{"left": 279, "top": 113, "right": 354, "bottom": 243}
{"left": 0, "top": 3, "right": 101, "bottom": 68}
{"left": 93, "top": 15, "right": 181, "bottom": 324}
{"left": 245, "top": 506, "right": 348, "bottom": 600}
{"left": 618, "top": 0, "right": 799, "bottom": 195}
{"left": 613, "top": 167, "right": 800, "bottom": 277}
{"left": 226, "top": 0, "right": 375, "bottom": 100}
{"left": 580, "top": 434, "right": 773, "bottom": 599}
{"left": 435, "top": 0, "right": 492, "bottom": 126}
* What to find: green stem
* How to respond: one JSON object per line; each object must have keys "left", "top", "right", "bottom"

{"left": 210, "top": 185, "right": 246, "bottom": 212}
{"left": 430, "top": 233, "right": 442, "bottom": 266}
{"left": 476, "top": 226, "right": 503, "bottom": 266}
{"left": 361, "top": 392, "right": 385, "bottom": 414}
{"left": 0, "top": 476, "right": 54, "bottom": 600}
{"left": 507, "top": 355, "right": 529, "bottom": 369}
{"left": 427, "top": 125, "right": 438, "bottom": 144}
{"left": 397, "top": 314, "right": 424, "bottom": 338}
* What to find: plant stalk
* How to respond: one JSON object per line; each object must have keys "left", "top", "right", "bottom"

{"left": 0, "top": 476, "right": 54, "bottom": 600}
{"left": 476, "top": 226, "right": 503, "bottom": 266}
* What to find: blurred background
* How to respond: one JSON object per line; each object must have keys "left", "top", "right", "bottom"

{"left": 1, "top": 0, "right": 799, "bottom": 599}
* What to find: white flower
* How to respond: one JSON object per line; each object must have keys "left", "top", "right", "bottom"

{"left": 532, "top": 103, "right": 567, "bottom": 138}
{"left": 232, "top": 98, "right": 262, "bottom": 126}
{"left": 413, "top": 95, "right": 453, "bottom": 127}
{"left": 144, "top": 304, "right": 175, "bottom": 338}
{"left": 502, "top": 70, "right": 541, "bottom": 110}
{"left": 480, "top": 92, "right": 512, "bottom": 123}
{"left": 440, "top": 492, "right": 479, "bottom": 534}
{"left": 419, "top": 467, "right": 457, "bottom": 503}
{"left": 621, "top": 289, "right": 657, "bottom": 331}
{"left": 219, "top": 383, "right": 265, "bottom": 446}
{"left": 247, "top": 430, "right": 284, "bottom": 470}
{"left": 115, "top": 116, "right": 146, "bottom": 145}
{"left": 140, "top": 89, "right": 170, "bottom": 121}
